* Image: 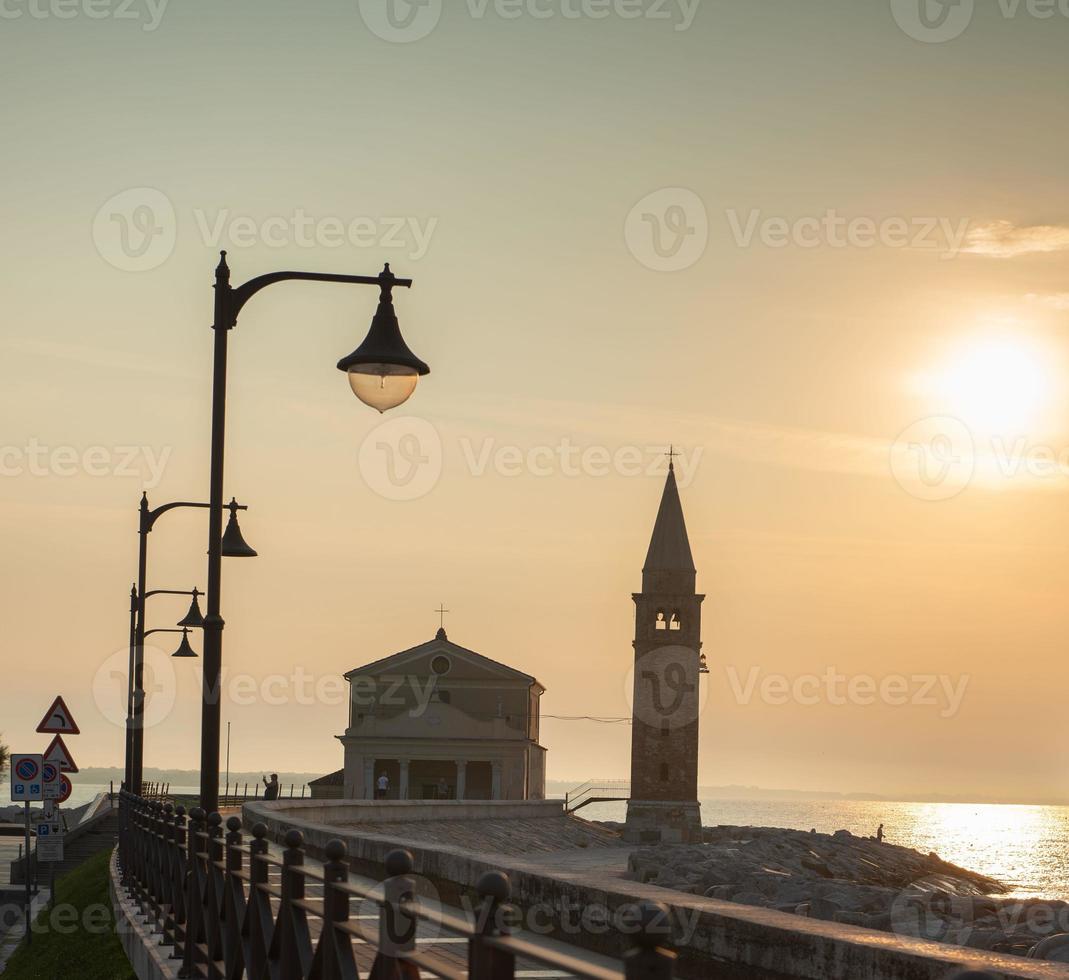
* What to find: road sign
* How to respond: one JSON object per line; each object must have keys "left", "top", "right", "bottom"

{"left": 37, "top": 839, "right": 64, "bottom": 863}
{"left": 43, "top": 735, "right": 78, "bottom": 774}
{"left": 42, "top": 762, "right": 61, "bottom": 800}
{"left": 36, "top": 822, "right": 61, "bottom": 838}
{"left": 36, "top": 696, "right": 80, "bottom": 735}
{"left": 55, "top": 774, "right": 72, "bottom": 805}
{"left": 43, "top": 800, "right": 57, "bottom": 820}
{"left": 10, "top": 755, "right": 43, "bottom": 802}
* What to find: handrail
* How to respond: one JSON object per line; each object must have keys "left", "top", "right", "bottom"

{"left": 116, "top": 790, "right": 677, "bottom": 980}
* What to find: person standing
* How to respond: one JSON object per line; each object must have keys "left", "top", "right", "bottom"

{"left": 262, "top": 773, "right": 280, "bottom": 801}
{"left": 376, "top": 771, "right": 390, "bottom": 800}
{"left": 876, "top": 823, "right": 884, "bottom": 843}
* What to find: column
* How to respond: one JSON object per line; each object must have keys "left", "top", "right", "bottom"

{"left": 363, "top": 758, "right": 374, "bottom": 800}
{"left": 399, "top": 759, "right": 410, "bottom": 800}
{"left": 491, "top": 760, "right": 502, "bottom": 801}
{"left": 456, "top": 760, "right": 466, "bottom": 800}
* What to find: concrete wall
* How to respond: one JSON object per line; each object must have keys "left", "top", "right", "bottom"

{"left": 244, "top": 797, "right": 563, "bottom": 834}
{"left": 246, "top": 799, "right": 1069, "bottom": 980}
{"left": 107, "top": 848, "right": 179, "bottom": 980}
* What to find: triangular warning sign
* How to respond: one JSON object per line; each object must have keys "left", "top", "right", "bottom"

{"left": 43, "top": 735, "right": 79, "bottom": 774}
{"left": 36, "top": 696, "right": 80, "bottom": 735}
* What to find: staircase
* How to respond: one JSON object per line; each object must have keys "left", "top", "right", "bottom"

{"left": 10, "top": 799, "right": 119, "bottom": 887}
{"left": 565, "top": 779, "right": 630, "bottom": 814}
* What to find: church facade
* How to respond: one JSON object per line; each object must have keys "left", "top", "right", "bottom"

{"left": 624, "top": 459, "right": 705, "bottom": 843}
{"left": 337, "top": 631, "right": 546, "bottom": 801}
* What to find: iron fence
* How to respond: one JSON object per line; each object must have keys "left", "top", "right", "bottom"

{"left": 117, "top": 790, "right": 677, "bottom": 979}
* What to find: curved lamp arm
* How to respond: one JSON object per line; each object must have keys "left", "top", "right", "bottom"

{"left": 142, "top": 495, "right": 248, "bottom": 533}
{"left": 217, "top": 251, "right": 412, "bottom": 329}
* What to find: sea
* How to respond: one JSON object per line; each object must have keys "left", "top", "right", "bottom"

{"left": 580, "top": 798, "right": 1069, "bottom": 901}
{"left": 68, "top": 784, "right": 1069, "bottom": 902}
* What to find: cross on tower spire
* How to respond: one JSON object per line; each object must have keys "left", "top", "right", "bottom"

{"left": 665, "top": 445, "right": 679, "bottom": 472}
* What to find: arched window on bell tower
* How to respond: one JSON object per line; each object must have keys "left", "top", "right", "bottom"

{"left": 669, "top": 610, "right": 682, "bottom": 630}
{"left": 654, "top": 610, "right": 667, "bottom": 631}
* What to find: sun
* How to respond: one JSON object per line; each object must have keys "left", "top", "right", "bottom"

{"left": 928, "top": 337, "right": 1051, "bottom": 435}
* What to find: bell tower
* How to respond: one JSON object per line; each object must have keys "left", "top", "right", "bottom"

{"left": 624, "top": 456, "right": 704, "bottom": 844}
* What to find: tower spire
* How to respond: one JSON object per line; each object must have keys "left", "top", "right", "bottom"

{"left": 643, "top": 462, "right": 695, "bottom": 585}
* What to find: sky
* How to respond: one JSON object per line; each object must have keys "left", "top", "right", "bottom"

{"left": 2, "top": 0, "right": 1069, "bottom": 804}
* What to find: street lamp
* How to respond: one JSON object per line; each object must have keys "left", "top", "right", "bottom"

{"left": 127, "top": 493, "right": 253, "bottom": 795}
{"left": 144, "top": 627, "right": 199, "bottom": 658}
{"left": 198, "top": 252, "right": 428, "bottom": 811}
{"left": 336, "top": 263, "right": 429, "bottom": 412}
{"left": 125, "top": 587, "right": 201, "bottom": 791}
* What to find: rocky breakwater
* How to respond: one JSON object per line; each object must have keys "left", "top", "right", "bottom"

{"left": 625, "top": 825, "right": 1069, "bottom": 963}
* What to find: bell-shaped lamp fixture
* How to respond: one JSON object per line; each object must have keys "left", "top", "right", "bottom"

{"left": 177, "top": 588, "right": 204, "bottom": 628}
{"left": 172, "top": 628, "right": 198, "bottom": 659}
{"left": 221, "top": 500, "right": 258, "bottom": 558}
{"left": 699, "top": 652, "right": 710, "bottom": 675}
{"left": 336, "top": 264, "right": 429, "bottom": 413}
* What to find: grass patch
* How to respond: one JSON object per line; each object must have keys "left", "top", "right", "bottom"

{"left": 3, "top": 849, "right": 134, "bottom": 980}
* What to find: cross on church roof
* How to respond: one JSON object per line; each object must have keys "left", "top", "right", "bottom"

{"left": 666, "top": 445, "right": 679, "bottom": 471}
{"left": 435, "top": 604, "right": 450, "bottom": 631}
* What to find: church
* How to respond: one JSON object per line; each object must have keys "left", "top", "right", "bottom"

{"left": 330, "top": 459, "right": 704, "bottom": 833}
{"left": 337, "top": 630, "right": 547, "bottom": 800}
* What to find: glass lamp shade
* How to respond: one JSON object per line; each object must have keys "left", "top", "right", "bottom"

{"left": 347, "top": 364, "right": 419, "bottom": 413}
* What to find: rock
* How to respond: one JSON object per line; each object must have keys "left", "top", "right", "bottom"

{"left": 809, "top": 897, "right": 843, "bottom": 921}
{"left": 1030, "top": 933, "right": 1069, "bottom": 962}
{"left": 619, "top": 824, "right": 1022, "bottom": 955}
{"left": 731, "top": 891, "right": 769, "bottom": 908}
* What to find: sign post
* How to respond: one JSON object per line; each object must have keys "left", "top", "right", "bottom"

{"left": 32, "top": 697, "right": 82, "bottom": 919}
{"left": 10, "top": 755, "right": 42, "bottom": 948}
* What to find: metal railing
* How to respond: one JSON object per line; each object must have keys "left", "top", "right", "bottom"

{"left": 117, "top": 790, "right": 677, "bottom": 980}
{"left": 217, "top": 782, "right": 308, "bottom": 806}
{"left": 565, "top": 780, "right": 631, "bottom": 814}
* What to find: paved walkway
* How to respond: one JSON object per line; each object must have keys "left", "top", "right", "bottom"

{"left": 0, "top": 888, "right": 50, "bottom": 975}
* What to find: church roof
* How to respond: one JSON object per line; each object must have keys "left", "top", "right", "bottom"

{"left": 643, "top": 463, "right": 696, "bottom": 573}
{"left": 344, "top": 631, "right": 542, "bottom": 689}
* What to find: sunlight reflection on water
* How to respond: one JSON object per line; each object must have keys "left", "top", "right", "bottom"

{"left": 582, "top": 798, "right": 1069, "bottom": 900}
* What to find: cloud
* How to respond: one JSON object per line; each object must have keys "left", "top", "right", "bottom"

{"left": 962, "top": 220, "right": 1069, "bottom": 258}
{"left": 1026, "top": 292, "right": 1069, "bottom": 311}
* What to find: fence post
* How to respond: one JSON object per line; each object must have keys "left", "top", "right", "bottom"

{"left": 271, "top": 829, "right": 313, "bottom": 978}
{"left": 310, "top": 839, "right": 358, "bottom": 980}
{"left": 204, "top": 812, "right": 225, "bottom": 975}
{"left": 623, "top": 902, "right": 677, "bottom": 980}
{"left": 160, "top": 803, "right": 177, "bottom": 945}
{"left": 468, "top": 870, "right": 515, "bottom": 980}
{"left": 243, "top": 823, "right": 272, "bottom": 980}
{"left": 221, "top": 816, "right": 245, "bottom": 979}
{"left": 171, "top": 806, "right": 187, "bottom": 961}
{"left": 180, "top": 807, "right": 206, "bottom": 979}
{"left": 369, "top": 848, "right": 419, "bottom": 980}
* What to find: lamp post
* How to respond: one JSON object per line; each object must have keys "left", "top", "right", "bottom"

{"left": 199, "top": 251, "right": 429, "bottom": 811}
{"left": 123, "top": 585, "right": 203, "bottom": 791}
{"left": 128, "top": 493, "right": 253, "bottom": 795}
